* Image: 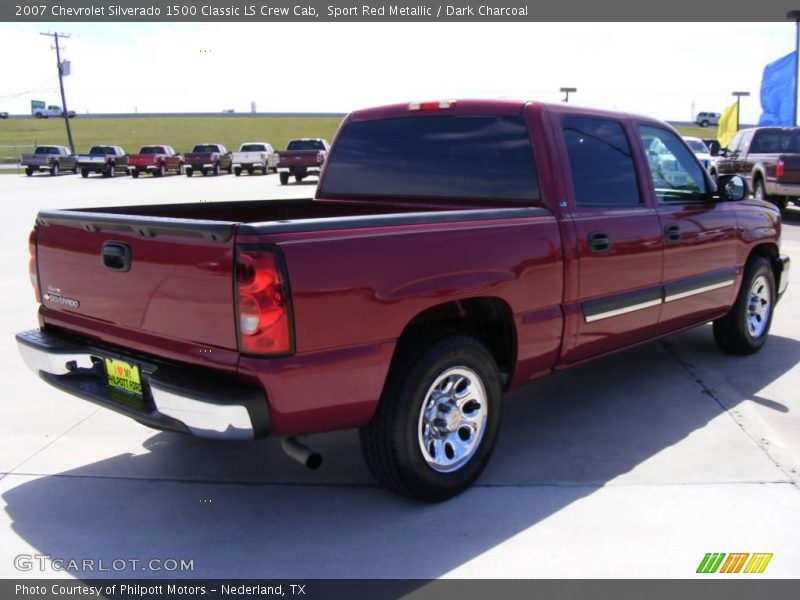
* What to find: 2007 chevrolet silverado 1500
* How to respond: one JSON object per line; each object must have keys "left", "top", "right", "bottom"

{"left": 17, "top": 100, "right": 791, "bottom": 501}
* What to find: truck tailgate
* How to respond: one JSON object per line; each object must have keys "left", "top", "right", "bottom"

{"left": 277, "top": 150, "right": 320, "bottom": 167}
{"left": 34, "top": 213, "right": 239, "bottom": 350}
{"left": 777, "top": 154, "right": 800, "bottom": 183}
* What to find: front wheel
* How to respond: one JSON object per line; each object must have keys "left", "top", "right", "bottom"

{"left": 360, "top": 334, "right": 502, "bottom": 502}
{"left": 713, "top": 256, "right": 776, "bottom": 355}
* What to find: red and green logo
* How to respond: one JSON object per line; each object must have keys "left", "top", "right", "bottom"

{"left": 697, "top": 553, "right": 773, "bottom": 574}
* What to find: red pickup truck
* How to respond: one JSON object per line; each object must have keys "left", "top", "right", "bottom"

{"left": 17, "top": 100, "right": 790, "bottom": 501}
{"left": 276, "top": 138, "right": 329, "bottom": 185}
{"left": 127, "top": 145, "right": 184, "bottom": 178}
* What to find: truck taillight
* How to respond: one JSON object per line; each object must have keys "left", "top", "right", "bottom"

{"left": 408, "top": 100, "right": 456, "bottom": 111}
{"left": 776, "top": 159, "right": 785, "bottom": 179}
{"left": 316, "top": 151, "right": 324, "bottom": 164}
{"left": 235, "top": 248, "right": 293, "bottom": 355}
{"left": 28, "top": 229, "right": 40, "bottom": 303}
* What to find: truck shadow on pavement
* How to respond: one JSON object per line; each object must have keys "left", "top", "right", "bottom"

{"left": 3, "top": 327, "right": 797, "bottom": 579}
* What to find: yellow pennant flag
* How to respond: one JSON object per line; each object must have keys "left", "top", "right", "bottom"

{"left": 717, "top": 102, "right": 738, "bottom": 148}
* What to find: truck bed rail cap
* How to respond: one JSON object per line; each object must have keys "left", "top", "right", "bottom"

{"left": 36, "top": 209, "right": 236, "bottom": 243}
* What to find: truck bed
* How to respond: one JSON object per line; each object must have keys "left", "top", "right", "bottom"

{"left": 37, "top": 197, "right": 539, "bottom": 240}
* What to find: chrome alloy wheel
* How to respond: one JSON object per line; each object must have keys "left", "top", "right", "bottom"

{"left": 747, "top": 274, "right": 771, "bottom": 338}
{"left": 417, "top": 367, "right": 488, "bottom": 473}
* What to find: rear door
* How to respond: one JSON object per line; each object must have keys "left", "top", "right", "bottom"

{"left": 635, "top": 125, "right": 738, "bottom": 332}
{"left": 557, "top": 114, "right": 664, "bottom": 363}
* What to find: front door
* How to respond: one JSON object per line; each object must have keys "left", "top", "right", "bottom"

{"left": 636, "top": 125, "right": 739, "bottom": 331}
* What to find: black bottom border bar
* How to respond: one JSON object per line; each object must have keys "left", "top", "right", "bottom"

{"left": 4, "top": 579, "right": 800, "bottom": 600}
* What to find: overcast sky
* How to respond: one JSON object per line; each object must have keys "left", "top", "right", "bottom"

{"left": 0, "top": 21, "right": 794, "bottom": 123}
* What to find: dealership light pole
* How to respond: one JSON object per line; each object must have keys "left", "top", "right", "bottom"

{"left": 788, "top": 11, "right": 800, "bottom": 126}
{"left": 732, "top": 91, "right": 750, "bottom": 132}
{"left": 560, "top": 87, "right": 577, "bottom": 103}
{"left": 40, "top": 31, "right": 74, "bottom": 154}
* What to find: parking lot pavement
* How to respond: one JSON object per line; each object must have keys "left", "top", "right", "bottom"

{"left": 0, "top": 174, "right": 798, "bottom": 579}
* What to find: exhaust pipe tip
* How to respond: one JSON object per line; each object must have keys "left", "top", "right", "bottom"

{"left": 281, "top": 437, "right": 323, "bottom": 470}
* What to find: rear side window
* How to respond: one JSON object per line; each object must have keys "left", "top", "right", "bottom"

{"left": 562, "top": 117, "right": 641, "bottom": 206}
{"left": 320, "top": 116, "right": 539, "bottom": 201}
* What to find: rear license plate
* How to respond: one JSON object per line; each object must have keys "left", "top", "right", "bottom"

{"left": 104, "top": 358, "right": 143, "bottom": 397}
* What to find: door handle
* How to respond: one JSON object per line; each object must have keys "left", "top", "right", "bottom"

{"left": 101, "top": 242, "right": 131, "bottom": 272}
{"left": 664, "top": 224, "right": 681, "bottom": 243}
{"left": 588, "top": 231, "right": 611, "bottom": 253}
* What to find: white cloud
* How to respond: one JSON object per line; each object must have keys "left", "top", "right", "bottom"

{"left": 0, "top": 21, "right": 793, "bottom": 123}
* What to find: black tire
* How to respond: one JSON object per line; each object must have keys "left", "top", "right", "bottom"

{"left": 228, "top": 163, "right": 234, "bottom": 175}
{"left": 106, "top": 164, "right": 115, "bottom": 178}
{"left": 295, "top": 174, "right": 305, "bottom": 182}
{"left": 80, "top": 168, "right": 88, "bottom": 178}
{"left": 360, "top": 334, "right": 502, "bottom": 502}
{"left": 701, "top": 119, "right": 709, "bottom": 127}
{"left": 186, "top": 167, "right": 193, "bottom": 177}
{"left": 234, "top": 167, "right": 241, "bottom": 176}
{"left": 25, "top": 167, "right": 33, "bottom": 177}
{"left": 213, "top": 163, "right": 220, "bottom": 176}
{"left": 35, "top": 113, "right": 43, "bottom": 119}
{"left": 72, "top": 165, "right": 78, "bottom": 174}
{"left": 279, "top": 172, "right": 289, "bottom": 185}
{"left": 132, "top": 169, "right": 140, "bottom": 179}
{"left": 51, "top": 163, "right": 59, "bottom": 176}
{"left": 175, "top": 162, "right": 184, "bottom": 176}
{"left": 713, "top": 256, "right": 776, "bottom": 355}
{"left": 155, "top": 164, "right": 165, "bottom": 178}
{"left": 247, "top": 167, "right": 254, "bottom": 176}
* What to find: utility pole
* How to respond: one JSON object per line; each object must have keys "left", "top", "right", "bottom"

{"left": 788, "top": 11, "right": 800, "bottom": 126}
{"left": 40, "top": 32, "right": 74, "bottom": 154}
{"left": 732, "top": 91, "right": 750, "bottom": 132}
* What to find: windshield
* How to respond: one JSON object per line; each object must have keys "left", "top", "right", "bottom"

{"left": 241, "top": 144, "right": 266, "bottom": 152}
{"left": 321, "top": 115, "right": 539, "bottom": 201}
{"left": 140, "top": 147, "right": 164, "bottom": 154}
{"left": 192, "top": 145, "right": 220, "bottom": 153}
{"left": 287, "top": 140, "right": 325, "bottom": 151}
{"left": 685, "top": 140, "right": 708, "bottom": 153}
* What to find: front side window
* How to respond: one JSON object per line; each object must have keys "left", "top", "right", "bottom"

{"left": 561, "top": 117, "right": 641, "bottom": 206}
{"left": 320, "top": 115, "right": 539, "bottom": 201}
{"left": 639, "top": 126, "right": 707, "bottom": 202}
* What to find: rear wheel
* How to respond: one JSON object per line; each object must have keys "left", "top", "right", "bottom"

{"left": 25, "top": 167, "right": 33, "bottom": 177}
{"left": 279, "top": 172, "right": 289, "bottom": 185}
{"left": 51, "top": 163, "right": 59, "bottom": 176}
{"left": 360, "top": 334, "right": 502, "bottom": 502}
{"left": 155, "top": 164, "right": 165, "bottom": 177}
{"left": 295, "top": 174, "right": 305, "bottom": 182}
{"left": 700, "top": 119, "right": 709, "bottom": 127}
{"left": 213, "top": 163, "right": 220, "bottom": 176}
{"left": 106, "top": 164, "right": 115, "bottom": 178}
{"left": 186, "top": 167, "right": 193, "bottom": 177}
{"left": 80, "top": 168, "right": 88, "bottom": 178}
{"left": 247, "top": 167, "right": 254, "bottom": 176}
{"left": 132, "top": 169, "right": 140, "bottom": 179}
{"left": 713, "top": 256, "right": 775, "bottom": 355}
{"left": 234, "top": 167, "right": 242, "bottom": 176}
{"left": 227, "top": 163, "right": 234, "bottom": 175}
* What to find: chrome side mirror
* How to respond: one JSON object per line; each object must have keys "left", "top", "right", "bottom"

{"left": 718, "top": 175, "right": 747, "bottom": 201}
